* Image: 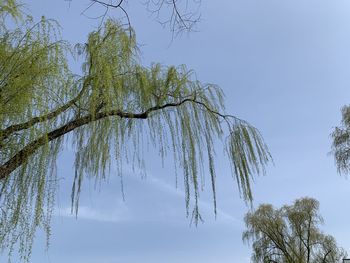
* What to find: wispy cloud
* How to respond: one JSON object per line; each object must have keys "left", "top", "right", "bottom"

{"left": 55, "top": 201, "right": 130, "bottom": 223}
{"left": 54, "top": 164, "right": 242, "bottom": 225}
{"left": 147, "top": 174, "right": 242, "bottom": 224}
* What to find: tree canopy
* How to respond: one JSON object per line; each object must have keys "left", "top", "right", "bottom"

{"left": 331, "top": 105, "right": 350, "bottom": 174}
{"left": 0, "top": 0, "right": 271, "bottom": 261}
{"left": 243, "top": 197, "right": 346, "bottom": 263}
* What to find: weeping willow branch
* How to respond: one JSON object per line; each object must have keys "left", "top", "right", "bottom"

{"left": 0, "top": 77, "right": 91, "bottom": 141}
{"left": 0, "top": 97, "right": 216, "bottom": 178}
{"left": 0, "top": 95, "right": 268, "bottom": 180}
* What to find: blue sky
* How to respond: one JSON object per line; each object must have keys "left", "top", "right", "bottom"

{"left": 5, "top": 0, "right": 350, "bottom": 262}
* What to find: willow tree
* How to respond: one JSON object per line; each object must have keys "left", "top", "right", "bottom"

{"left": 243, "top": 198, "right": 346, "bottom": 263}
{"left": 0, "top": 0, "right": 271, "bottom": 261}
{"left": 331, "top": 106, "right": 350, "bottom": 174}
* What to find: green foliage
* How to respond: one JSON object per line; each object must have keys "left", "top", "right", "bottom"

{"left": 0, "top": 1, "right": 271, "bottom": 261}
{"left": 243, "top": 197, "right": 346, "bottom": 263}
{"left": 0, "top": 6, "right": 70, "bottom": 262}
{"left": 0, "top": 0, "right": 21, "bottom": 23}
{"left": 331, "top": 105, "right": 350, "bottom": 174}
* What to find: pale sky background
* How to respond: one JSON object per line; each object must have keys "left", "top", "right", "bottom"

{"left": 4, "top": 0, "right": 350, "bottom": 262}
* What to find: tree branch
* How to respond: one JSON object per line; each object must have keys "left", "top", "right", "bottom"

{"left": 0, "top": 77, "right": 91, "bottom": 141}
{"left": 321, "top": 249, "right": 332, "bottom": 263}
{"left": 0, "top": 97, "right": 219, "bottom": 180}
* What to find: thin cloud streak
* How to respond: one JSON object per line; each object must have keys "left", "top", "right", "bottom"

{"left": 54, "top": 164, "right": 242, "bottom": 225}
{"left": 147, "top": 174, "right": 242, "bottom": 225}
{"left": 55, "top": 202, "right": 130, "bottom": 223}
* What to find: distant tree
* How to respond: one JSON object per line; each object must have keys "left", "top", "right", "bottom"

{"left": 331, "top": 106, "right": 350, "bottom": 174}
{"left": 243, "top": 197, "right": 346, "bottom": 263}
{"left": 0, "top": 1, "right": 271, "bottom": 261}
